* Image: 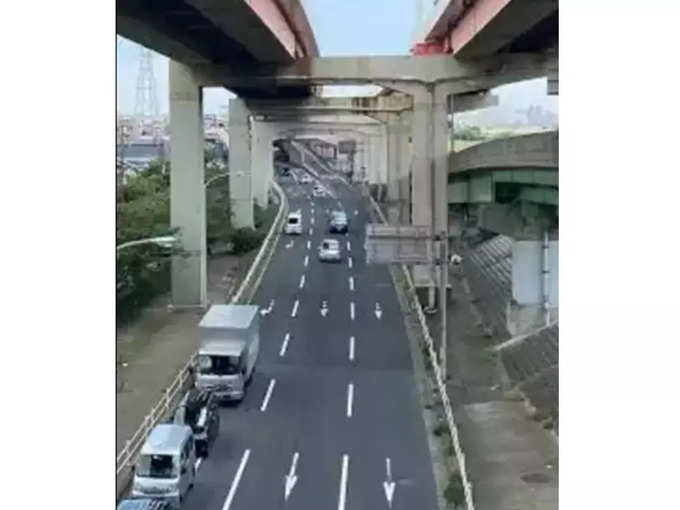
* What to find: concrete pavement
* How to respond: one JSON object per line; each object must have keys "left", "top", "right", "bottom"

{"left": 182, "top": 168, "right": 439, "bottom": 509}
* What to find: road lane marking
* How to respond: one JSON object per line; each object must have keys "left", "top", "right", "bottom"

{"left": 311, "top": 217, "right": 315, "bottom": 225}
{"left": 304, "top": 255, "right": 309, "bottom": 267}
{"left": 348, "top": 257, "right": 353, "bottom": 269}
{"left": 284, "top": 452, "right": 300, "bottom": 501}
{"left": 346, "top": 383, "right": 354, "bottom": 417}
{"left": 309, "top": 227, "right": 314, "bottom": 235}
{"left": 338, "top": 455, "right": 349, "bottom": 510}
{"left": 350, "top": 301, "right": 355, "bottom": 320}
{"left": 349, "top": 276, "right": 354, "bottom": 291}
{"left": 260, "top": 378, "right": 276, "bottom": 412}
{"left": 222, "top": 449, "right": 250, "bottom": 510}
{"left": 195, "top": 457, "right": 203, "bottom": 471}
{"left": 349, "top": 336, "right": 355, "bottom": 361}
{"left": 307, "top": 240, "right": 311, "bottom": 250}
{"left": 299, "top": 274, "right": 306, "bottom": 289}
{"left": 347, "top": 241, "right": 351, "bottom": 251}
{"left": 291, "top": 299, "right": 300, "bottom": 318}
{"left": 280, "top": 333, "right": 291, "bottom": 357}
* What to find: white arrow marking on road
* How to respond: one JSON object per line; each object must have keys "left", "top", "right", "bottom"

{"left": 280, "top": 333, "right": 291, "bottom": 357}
{"left": 375, "top": 302, "right": 383, "bottom": 319}
{"left": 222, "top": 449, "right": 250, "bottom": 510}
{"left": 291, "top": 299, "right": 300, "bottom": 318}
{"left": 350, "top": 302, "right": 355, "bottom": 321}
{"left": 347, "top": 241, "right": 351, "bottom": 251}
{"left": 285, "top": 240, "right": 294, "bottom": 249}
{"left": 348, "top": 257, "right": 353, "bottom": 269}
{"left": 260, "top": 378, "right": 276, "bottom": 412}
{"left": 346, "top": 383, "right": 354, "bottom": 417}
{"left": 304, "top": 255, "right": 309, "bottom": 267}
{"left": 307, "top": 240, "right": 311, "bottom": 250}
{"left": 337, "top": 454, "right": 349, "bottom": 510}
{"left": 299, "top": 274, "right": 306, "bottom": 289}
{"left": 321, "top": 300, "right": 329, "bottom": 317}
{"left": 349, "top": 336, "right": 355, "bottom": 361}
{"left": 284, "top": 452, "right": 299, "bottom": 502}
{"left": 383, "top": 458, "right": 396, "bottom": 508}
{"left": 259, "top": 299, "right": 274, "bottom": 316}
{"left": 349, "top": 277, "right": 354, "bottom": 291}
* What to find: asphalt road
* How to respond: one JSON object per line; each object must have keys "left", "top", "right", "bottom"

{"left": 183, "top": 165, "right": 438, "bottom": 510}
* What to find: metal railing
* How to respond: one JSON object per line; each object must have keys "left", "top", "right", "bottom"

{"left": 368, "top": 195, "right": 475, "bottom": 510}
{"left": 116, "top": 179, "right": 288, "bottom": 496}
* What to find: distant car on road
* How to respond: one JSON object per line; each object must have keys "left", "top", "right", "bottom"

{"left": 170, "top": 389, "right": 220, "bottom": 457}
{"left": 300, "top": 174, "right": 312, "bottom": 184}
{"left": 313, "top": 184, "right": 325, "bottom": 197}
{"left": 318, "top": 238, "right": 342, "bottom": 262}
{"left": 284, "top": 211, "right": 303, "bottom": 235}
{"left": 328, "top": 210, "right": 348, "bottom": 234}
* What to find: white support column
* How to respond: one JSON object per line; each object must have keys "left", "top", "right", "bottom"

{"left": 229, "top": 98, "right": 254, "bottom": 229}
{"left": 399, "top": 111, "right": 412, "bottom": 224}
{"left": 169, "top": 61, "right": 206, "bottom": 307}
{"left": 386, "top": 118, "right": 400, "bottom": 222}
{"left": 251, "top": 120, "right": 273, "bottom": 209}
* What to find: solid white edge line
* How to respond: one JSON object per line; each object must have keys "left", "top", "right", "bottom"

{"left": 291, "top": 299, "right": 299, "bottom": 318}
{"left": 260, "top": 378, "right": 276, "bottom": 412}
{"left": 280, "top": 332, "right": 291, "bottom": 357}
{"left": 338, "top": 454, "right": 349, "bottom": 510}
{"left": 222, "top": 449, "right": 251, "bottom": 510}
{"left": 346, "top": 383, "right": 354, "bottom": 418}
{"left": 349, "top": 336, "right": 355, "bottom": 361}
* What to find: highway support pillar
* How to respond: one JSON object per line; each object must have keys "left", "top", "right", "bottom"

{"left": 379, "top": 112, "right": 411, "bottom": 224}
{"left": 251, "top": 120, "right": 274, "bottom": 209}
{"left": 229, "top": 98, "right": 254, "bottom": 229}
{"left": 169, "top": 61, "right": 207, "bottom": 307}
{"left": 508, "top": 235, "right": 559, "bottom": 336}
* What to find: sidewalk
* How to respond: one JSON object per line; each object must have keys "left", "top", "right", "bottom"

{"left": 425, "top": 269, "right": 558, "bottom": 510}
{"left": 116, "top": 253, "right": 251, "bottom": 453}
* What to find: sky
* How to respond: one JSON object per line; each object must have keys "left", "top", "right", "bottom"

{"left": 116, "top": 0, "right": 557, "bottom": 118}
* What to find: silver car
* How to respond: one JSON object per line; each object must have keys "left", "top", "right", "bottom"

{"left": 318, "top": 239, "right": 342, "bottom": 262}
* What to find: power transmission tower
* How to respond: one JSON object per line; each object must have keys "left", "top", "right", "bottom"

{"left": 134, "top": 47, "right": 159, "bottom": 120}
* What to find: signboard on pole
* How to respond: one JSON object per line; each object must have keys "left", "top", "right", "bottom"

{"left": 364, "top": 224, "right": 433, "bottom": 264}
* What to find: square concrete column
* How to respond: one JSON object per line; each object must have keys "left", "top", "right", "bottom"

{"left": 385, "top": 113, "right": 411, "bottom": 223}
{"left": 250, "top": 120, "right": 273, "bottom": 209}
{"left": 169, "top": 61, "right": 206, "bottom": 307}
{"left": 399, "top": 112, "right": 413, "bottom": 224}
{"left": 229, "top": 98, "right": 254, "bottom": 229}
{"left": 508, "top": 237, "right": 559, "bottom": 336}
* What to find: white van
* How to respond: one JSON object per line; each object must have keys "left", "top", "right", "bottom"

{"left": 284, "top": 211, "right": 303, "bottom": 235}
{"left": 132, "top": 424, "right": 196, "bottom": 508}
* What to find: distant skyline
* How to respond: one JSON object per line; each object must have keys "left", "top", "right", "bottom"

{"left": 116, "top": 1, "right": 557, "bottom": 121}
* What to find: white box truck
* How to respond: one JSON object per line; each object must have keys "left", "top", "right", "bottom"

{"left": 194, "top": 304, "right": 260, "bottom": 402}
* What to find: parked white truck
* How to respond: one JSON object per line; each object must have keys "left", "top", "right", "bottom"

{"left": 194, "top": 304, "right": 260, "bottom": 402}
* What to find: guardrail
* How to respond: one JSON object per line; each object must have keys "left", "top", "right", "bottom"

{"left": 367, "top": 196, "right": 475, "bottom": 510}
{"left": 116, "top": 178, "right": 288, "bottom": 498}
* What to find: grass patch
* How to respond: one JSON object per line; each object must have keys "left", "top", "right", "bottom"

{"left": 443, "top": 472, "right": 465, "bottom": 507}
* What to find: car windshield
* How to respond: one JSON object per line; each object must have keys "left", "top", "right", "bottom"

{"left": 197, "top": 354, "right": 241, "bottom": 375}
{"left": 136, "top": 454, "right": 178, "bottom": 479}
{"left": 288, "top": 217, "right": 299, "bottom": 224}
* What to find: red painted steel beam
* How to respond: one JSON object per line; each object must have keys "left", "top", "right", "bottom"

{"left": 246, "top": 0, "right": 318, "bottom": 59}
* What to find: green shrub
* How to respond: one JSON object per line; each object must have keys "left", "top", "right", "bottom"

{"left": 443, "top": 472, "right": 465, "bottom": 507}
{"left": 231, "top": 227, "right": 265, "bottom": 255}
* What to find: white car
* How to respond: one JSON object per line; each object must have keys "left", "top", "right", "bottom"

{"left": 284, "top": 212, "right": 303, "bottom": 235}
{"left": 300, "top": 174, "right": 312, "bottom": 184}
{"left": 313, "top": 184, "right": 325, "bottom": 197}
{"left": 318, "top": 239, "right": 342, "bottom": 262}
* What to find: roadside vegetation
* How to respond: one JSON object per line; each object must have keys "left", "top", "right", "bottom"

{"left": 116, "top": 155, "right": 273, "bottom": 324}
